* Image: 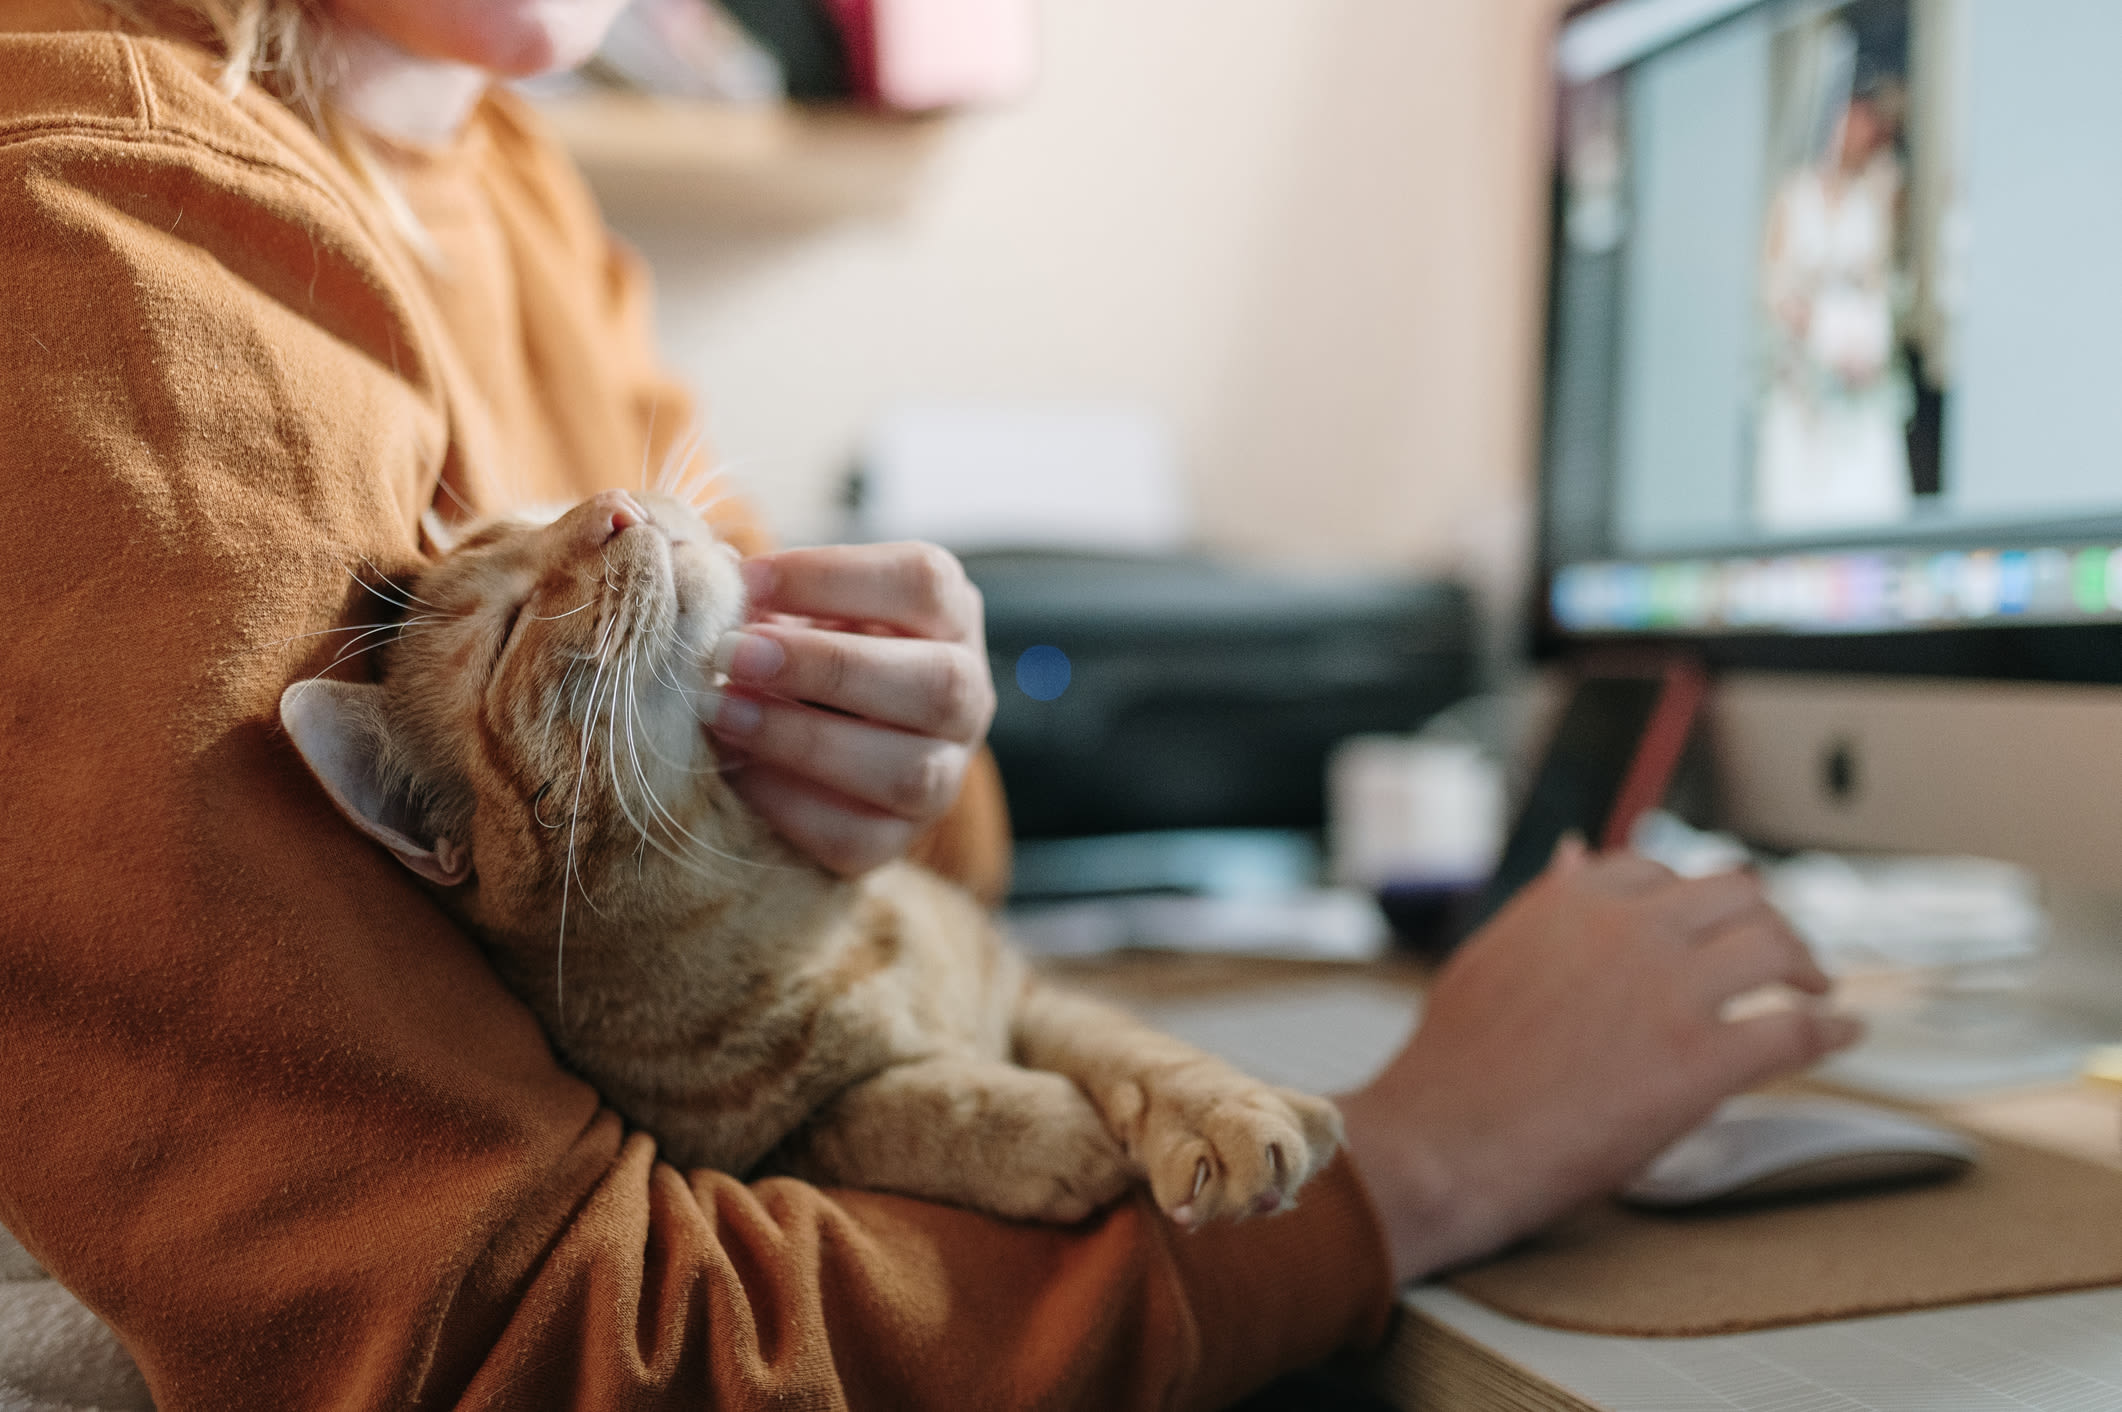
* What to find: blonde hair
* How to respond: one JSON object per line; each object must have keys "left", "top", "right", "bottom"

{"left": 101, "top": 1, "right": 337, "bottom": 122}
{"left": 100, "top": 0, "right": 443, "bottom": 263}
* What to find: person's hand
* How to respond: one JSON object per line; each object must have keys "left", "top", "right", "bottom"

{"left": 1336, "top": 840, "right": 1861, "bottom": 1285}
{"left": 706, "top": 542, "right": 996, "bottom": 876}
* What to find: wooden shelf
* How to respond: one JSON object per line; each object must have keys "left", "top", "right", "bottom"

{"left": 540, "top": 92, "right": 943, "bottom": 229}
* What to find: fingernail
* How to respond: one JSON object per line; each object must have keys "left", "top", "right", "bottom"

{"left": 713, "top": 695, "right": 762, "bottom": 737}
{"left": 712, "top": 630, "right": 784, "bottom": 683}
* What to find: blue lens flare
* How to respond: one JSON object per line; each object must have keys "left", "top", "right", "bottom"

{"left": 1015, "top": 645, "right": 1071, "bottom": 701}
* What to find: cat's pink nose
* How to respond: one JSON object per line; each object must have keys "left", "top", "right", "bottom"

{"left": 592, "top": 490, "right": 646, "bottom": 540}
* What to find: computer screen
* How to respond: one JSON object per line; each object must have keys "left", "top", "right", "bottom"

{"left": 1544, "top": 0, "right": 2122, "bottom": 647}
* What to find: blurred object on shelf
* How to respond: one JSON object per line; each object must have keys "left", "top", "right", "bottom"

{"left": 719, "top": 0, "right": 854, "bottom": 99}
{"left": 849, "top": 404, "right": 1186, "bottom": 554}
{"left": 2087, "top": 1045, "right": 2122, "bottom": 1098}
{"left": 1790, "top": 851, "right": 2075, "bottom": 1100}
{"left": 1769, "top": 852, "right": 2046, "bottom": 976}
{"left": 1011, "top": 829, "right": 1318, "bottom": 903}
{"left": 590, "top": 0, "right": 785, "bottom": 104}
{"left": 1629, "top": 808, "right": 1754, "bottom": 878}
{"left": 2086, "top": 1046, "right": 2122, "bottom": 1155}
{"left": 1329, "top": 735, "right": 1504, "bottom": 892}
{"left": 1010, "top": 889, "right": 1389, "bottom": 964}
{"left": 1630, "top": 809, "right": 2047, "bottom": 974}
{"left": 527, "top": 0, "right": 1012, "bottom": 228}
{"left": 967, "top": 551, "right": 1475, "bottom": 840}
{"left": 717, "top": 0, "right": 1039, "bottom": 108}
{"left": 1006, "top": 829, "right": 1387, "bottom": 964}
{"left": 1330, "top": 729, "right": 1504, "bottom": 953}
{"left": 535, "top": 93, "right": 941, "bottom": 228}
{"left": 826, "top": 0, "right": 1040, "bottom": 111}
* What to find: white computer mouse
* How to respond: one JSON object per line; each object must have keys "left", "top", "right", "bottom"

{"left": 1620, "top": 1095, "right": 1979, "bottom": 1210}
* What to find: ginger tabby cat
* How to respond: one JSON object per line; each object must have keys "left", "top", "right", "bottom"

{"left": 280, "top": 490, "right": 1341, "bottom": 1226}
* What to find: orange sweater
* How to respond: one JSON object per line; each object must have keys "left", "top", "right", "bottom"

{"left": 0, "top": 4, "right": 1393, "bottom": 1407}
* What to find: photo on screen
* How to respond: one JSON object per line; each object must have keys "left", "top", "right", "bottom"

{"left": 1751, "top": 0, "right": 1964, "bottom": 537}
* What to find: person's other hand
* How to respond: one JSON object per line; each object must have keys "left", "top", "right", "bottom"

{"left": 1336, "top": 840, "right": 1861, "bottom": 1285}
{"left": 706, "top": 542, "right": 996, "bottom": 876}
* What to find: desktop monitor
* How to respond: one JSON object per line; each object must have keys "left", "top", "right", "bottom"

{"left": 1539, "top": 0, "right": 2122, "bottom": 890}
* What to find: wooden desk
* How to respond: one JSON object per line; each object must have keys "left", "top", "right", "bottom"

{"left": 1043, "top": 953, "right": 2122, "bottom": 1412}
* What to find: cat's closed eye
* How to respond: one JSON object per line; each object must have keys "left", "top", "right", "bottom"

{"left": 490, "top": 599, "right": 528, "bottom": 674}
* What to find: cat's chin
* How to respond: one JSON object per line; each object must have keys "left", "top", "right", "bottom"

{"left": 663, "top": 537, "right": 746, "bottom": 664}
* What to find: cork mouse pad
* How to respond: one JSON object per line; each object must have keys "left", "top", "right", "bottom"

{"left": 1444, "top": 1122, "right": 2122, "bottom": 1337}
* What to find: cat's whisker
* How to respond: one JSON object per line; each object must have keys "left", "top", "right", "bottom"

{"left": 676, "top": 469, "right": 727, "bottom": 505}
{"left": 656, "top": 426, "right": 714, "bottom": 500}
{"left": 541, "top": 626, "right": 601, "bottom": 757}
{"left": 603, "top": 663, "right": 652, "bottom": 870}
{"left": 314, "top": 618, "right": 440, "bottom": 677}
{"left": 262, "top": 616, "right": 434, "bottom": 651}
{"left": 644, "top": 639, "right": 706, "bottom": 700}
{"left": 358, "top": 556, "right": 440, "bottom": 609}
{"left": 672, "top": 463, "right": 720, "bottom": 510}
{"left": 615, "top": 652, "right": 780, "bottom": 874}
{"left": 629, "top": 672, "right": 700, "bottom": 769}
{"left": 605, "top": 655, "right": 665, "bottom": 863}
{"left": 639, "top": 398, "right": 660, "bottom": 495}
{"left": 557, "top": 608, "right": 627, "bottom": 1025}
{"left": 528, "top": 597, "right": 596, "bottom": 623}
{"left": 651, "top": 435, "right": 691, "bottom": 499}
{"left": 342, "top": 563, "right": 425, "bottom": 613}
{"left": 430, "top": 475, "right": 477, "bottom": 520}
{"left": 596, "top": 630, "right": 653, "bottom": 863}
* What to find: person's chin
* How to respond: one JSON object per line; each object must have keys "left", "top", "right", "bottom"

{"left": 459, "top": 10, "right": 614, "bottom": 77}
{"left": 362, "top": 0, "right": 625, "bottom": 78}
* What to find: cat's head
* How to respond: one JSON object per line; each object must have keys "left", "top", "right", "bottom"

{"left": 280, "top": 490, "right": 751, "bottom": 938}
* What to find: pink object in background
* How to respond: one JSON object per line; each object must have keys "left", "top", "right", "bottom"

{"left": 827, "top": 0, "right": 1039, "bottom": 111}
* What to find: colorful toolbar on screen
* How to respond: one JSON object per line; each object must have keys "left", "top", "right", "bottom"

{"left": 1552, "top": 547, "right": 2122, "bottom": 635}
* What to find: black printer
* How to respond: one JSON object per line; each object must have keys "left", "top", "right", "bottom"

{"left": 962, "top": 551, "right": 1476, "bottom": 841}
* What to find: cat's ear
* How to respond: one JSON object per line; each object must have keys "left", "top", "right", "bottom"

{"left": 279, "top": 679, "right": 471, "bottom": 887}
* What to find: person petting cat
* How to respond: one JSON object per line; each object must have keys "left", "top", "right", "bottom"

{"left": 0, "top": 1, "right": 1861, "bottom": 1408}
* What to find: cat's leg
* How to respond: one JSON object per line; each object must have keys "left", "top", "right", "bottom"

{"left": 776, "top": 1055, "right": 1134, "bottom": 1223}
{"left": 1012, "top": 984, "right": 1344, "bottom": 1228}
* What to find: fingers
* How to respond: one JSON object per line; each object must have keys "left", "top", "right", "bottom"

{"left": 743, "top": 542, "right": 985, "bottom": 645}
{"left": 712, "top": 693, "right": 973, "bottom": 825}
{"left": 714, "top": 624, "right": 995, "bottom": 743}
{"left": 1650, "top": 869, "right": 1771, "bottom": 940}
{"left": 1577, "top": 850, "right": 1676, "bottom": 897}
{"left": 723, "top": 759, "right": 919, "bottom": 877}
{"left": 1719, "top": 1006, "right": 1866, "bottom": 1091}
{"left": 1694, "top": 905, "right": 1853, "bottom": 1089}
{"left": 1694, "top": 909, "right": 1831, "bottom": 1003}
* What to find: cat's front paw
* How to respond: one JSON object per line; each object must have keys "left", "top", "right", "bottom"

{"left": 984, "top": 1103, "right": 1135, "bottom": 1224}
{"left": 1108, "top": 1065, "right": 1343, "bottom": 1228}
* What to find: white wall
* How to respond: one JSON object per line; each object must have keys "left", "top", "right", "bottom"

{"left": 615, "top": 0, "right": 1562, "bottom": 593}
